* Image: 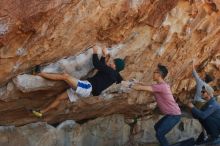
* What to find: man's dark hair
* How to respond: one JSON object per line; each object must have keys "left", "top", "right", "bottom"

{"left": 158, "top": 64, "right": 168, "bottom": 79}
{"left": 205, "top": 73, "right": 214, "bottom": 83}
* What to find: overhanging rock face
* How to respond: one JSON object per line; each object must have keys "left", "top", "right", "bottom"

{"left": 0, "top": 0, "right": 220, "bottom": 126}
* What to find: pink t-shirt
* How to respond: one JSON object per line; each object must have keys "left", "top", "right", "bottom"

{"left": 151, "top": 83, "right": 181, "bottom": 115}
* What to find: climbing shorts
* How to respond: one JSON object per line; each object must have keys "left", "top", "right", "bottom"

{"left": 67, "top": 80, "right": 92, "bottom": 102}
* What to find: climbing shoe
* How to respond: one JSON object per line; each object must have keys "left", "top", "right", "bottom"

{"left": 32, "top": 110, "right": 43, "bottom": 118}
{"left": 31, "top": 65, "right": 41, "bottom": 75}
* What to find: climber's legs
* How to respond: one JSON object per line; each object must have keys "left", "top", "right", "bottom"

{"left": 42, "top": 91, "right": 68, "bottom": 114}
{"left": 38, "top": 72, "right": 78, "bottom": 89}
{"left": 32, "top": 91, "right": 68, "bottom": 118}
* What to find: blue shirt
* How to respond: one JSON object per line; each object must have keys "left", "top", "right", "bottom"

{"left": 192, "top": 98, "right": 220, "bottom": 120}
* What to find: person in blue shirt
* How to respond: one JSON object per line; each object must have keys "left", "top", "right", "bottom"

{"left": 188, "top": 85, "right": 220, "bottom": 144}
{"left": 192, "top": 60, "right": 214, "bottom": 104}
{"left": 191, "top": 59, "right": 215, "bottom": 142}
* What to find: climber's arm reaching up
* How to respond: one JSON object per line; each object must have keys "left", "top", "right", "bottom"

{"left": 92, "top": 46, "right": 109, "bottom": 70}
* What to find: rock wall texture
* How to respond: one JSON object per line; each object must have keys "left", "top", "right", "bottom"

{"left": 0, "top": 115, "right": 128, "bottom": 146}
{"left": 0, "top": 0, "right": 219, "bottom": 137}
{"left": 0, "top": 114, "right": 202, "bottom": 146}
{"left": 0, "top": 0, "right": 176, "bottom": 84}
